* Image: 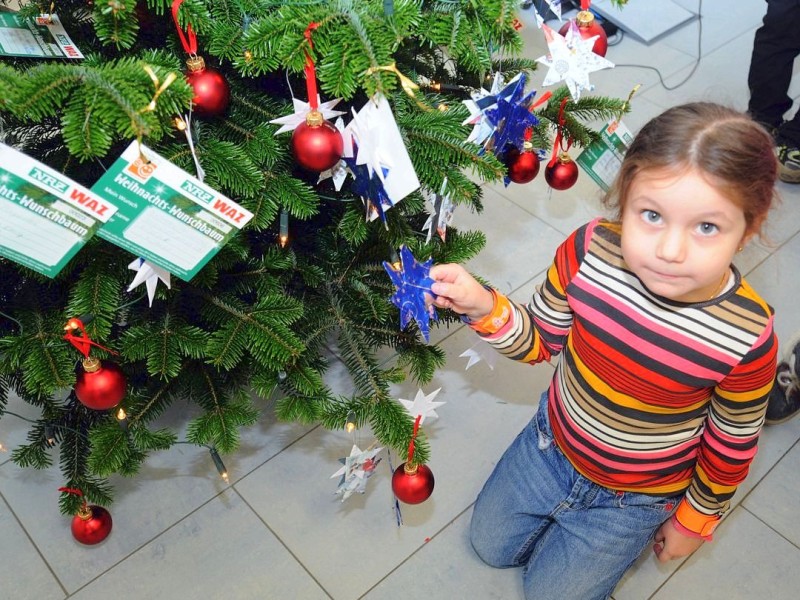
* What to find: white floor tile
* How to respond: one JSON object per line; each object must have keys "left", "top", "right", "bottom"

{"left": 734, "top": 415, "right": 800, "bottom": 506}
{"left": 0, "top": 497, "right": 65, "bottom": 600}
{"left": 651, "top": 507, "right": 800, "bottom": 600}
{"left": 663, "top": 0, "right": 766, "bottom": 58}
{"left": 640, "top": 28, "right": 756, "bottom": 112}
{"left": 69, "top": 490, "right": 328, "bottom": 600}
{"left": 363, "top": 507, "right": 525, "bottom": 600}
{"left": 745, "top": 230, "right": 800, "bottom": 350}
{"left": 743, "top": 440, "right": 800, "bottom": 548}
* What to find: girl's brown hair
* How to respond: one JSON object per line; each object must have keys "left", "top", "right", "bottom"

{"left": 603, "top": 102, "right": 778, "bottom": 235}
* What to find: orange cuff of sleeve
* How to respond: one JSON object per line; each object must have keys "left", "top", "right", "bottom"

{"left": 674, "top": 498, "right": 720, "bottom": 540}
{"left": 468, "top": 290, "right": 512, "bottom": 334}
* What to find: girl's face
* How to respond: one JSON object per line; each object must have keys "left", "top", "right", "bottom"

{"left": 620, "top": 167, "right": 750, "bottom": 303}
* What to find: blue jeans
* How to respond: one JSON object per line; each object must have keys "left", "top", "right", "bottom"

{"left": 470, "top": 392, "right": 681, "bottom": 600}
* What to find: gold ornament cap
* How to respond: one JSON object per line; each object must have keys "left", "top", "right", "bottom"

{"left": 404, "top": 462, "right": 419, "bottom": 476}
{"left": 305, "top": 109, "right": 324, "bottom": 127}
{"left": 76, "top": 505, "right": 93, "bottom": 520}
{"left": 576, "top": 10, "right": 596, "bottom": 28}
{"left": 82, "top": 356, "right": 101, "bottom": 373}
{"left": 186, "top": 55, "right": 206, "bottom": 73}
{"left": 557, "top": 152, "right": 573, "bottom": 164}
{"left": 522, "top": 141, "right": 534, "bottom": 152}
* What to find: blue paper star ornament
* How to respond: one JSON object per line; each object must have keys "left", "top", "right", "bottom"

{"left": 383, "top": 245, "right": 438, "bottom": 342}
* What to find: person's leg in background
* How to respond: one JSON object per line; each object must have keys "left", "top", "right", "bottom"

{"left": 747, "top": 0, "right": 800, "bottom": 183}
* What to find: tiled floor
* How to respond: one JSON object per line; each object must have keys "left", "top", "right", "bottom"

{"left": 2, "top": 2, "right": 800, "bottom": 599}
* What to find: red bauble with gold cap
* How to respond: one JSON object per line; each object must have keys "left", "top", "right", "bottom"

{"left": 559, "top": 10, "right": 608, "bottom": 57}
{"left": 392, "top": 462, "right": 435, "bottom": 504}
{"left": 186, "top": 56, "right": 230, "bottom": 118}
{"left": 545, "top": 153, "right": 580, "bottom": 191}
{"left": 291, "top": 110, "right": 344, "bottom": 172}
{"left": 71, "top": 505, "right": 113, "bottom": 545}
{"left": 74, "top": 357, "right": 127, "bottom": 411}
{"left": 506, "top": 142, "right": 540, "bottom": 184}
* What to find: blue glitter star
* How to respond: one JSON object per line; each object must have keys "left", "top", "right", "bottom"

{"left": 485, "top": 73, "right": 540, "bottom": 155}
{"left": 482, "top": 74, "right": 527, "bottom": 114}
{"left": 343, "top": 154, "right": 392, "bottom": 226}
{"left": 383, "top": 245, "right": 438, "bottom": 342}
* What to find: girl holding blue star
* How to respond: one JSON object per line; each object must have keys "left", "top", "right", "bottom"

{"left": 429, "top": 102, "right": 779, "bottom": 600}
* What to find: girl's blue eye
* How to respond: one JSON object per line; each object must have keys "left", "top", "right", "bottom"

{"left": 642, "top": 210, "right": 660, "bottom": 223}
{"left": 698, "top": 222, "right": 718, "bottom": 235}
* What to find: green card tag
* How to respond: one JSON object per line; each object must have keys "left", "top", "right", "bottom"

{"left": 576, "top": 119, "right": 634, "bottom": 192}
{"left": 0, "top": 143, "right": 115, "bottom": 277}
{"left": 0, "top": 13, "right": 83, "bottom": 59}
{"left": 91, "top": 142, "right": 253, "bottom": 281}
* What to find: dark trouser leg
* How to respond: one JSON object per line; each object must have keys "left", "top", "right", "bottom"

{"left": 747, "top": 0, "right": 800, "bottom": 133}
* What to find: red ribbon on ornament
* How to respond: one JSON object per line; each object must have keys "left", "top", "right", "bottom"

{"left": 59, "top": 487, "right": 89, "bottom": 513}
{"left": 530, "top": 90, "right": 553, "bottom": 112}
{"left": 547, "top": 97, "right": 572, "bottom": 168}
{"left": 171, "top": 0, "right": 198, "bottom": 55}
{"left": 303, "top": 22, "right": 320, "bottom": 110}
{"left": 581, "top": 0, "right": 591, "bottom": 10}
{"left": 406, "top": 414, "right": 422, "bottom": 464}
{"left": 523, "top": 128, "right": 532, "bottom": 142}
{"left": 63, "top": 318, "right": 118, "bottom": 359}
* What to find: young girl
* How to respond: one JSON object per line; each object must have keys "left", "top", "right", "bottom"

{"left": 430, "top": 102, "right": 779, "bottom": 600}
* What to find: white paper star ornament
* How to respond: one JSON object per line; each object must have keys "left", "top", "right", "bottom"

{"left": 269, "top": 97, "right": 345, "bottom": 135}
{"left": 330, "top": 444, "right": 383, "bottom": 501}
{"left": 128, "top": 258, "right": 171, "bottom": 307}
{"left": 460, "top": 341, "right": 498, "bottom": 371}
{"left": 537, "top": 23, "right": 614, "bottom": 101}
{"left": 399, "top": 388, "right": 445, "bottom": 424}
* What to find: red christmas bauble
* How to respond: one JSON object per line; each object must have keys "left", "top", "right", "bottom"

{"left": 291, "top": 111, "right": 344, "bottom": 172}
{"left": 559, "top": 10, "right": 608, "bottom": 57}
{"left": 71, "top": 505, "right": 113, "bottom": 545}
{"left": 186, "top": 56, "right": 230, "bottom": 118}
{"left": 545, "top": 153, "right": 580, "bottom": 191}
{"left": 392, "top": 462, "right": 435, "bottom": 504}
{"left": 505, "top": 145, "right": 540, "bottom": 184}
{"left": 74, "top": 357, "right": 127, "bottom": 410}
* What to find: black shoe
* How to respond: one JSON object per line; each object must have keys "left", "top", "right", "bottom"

{"left": 766, "top": 346, "right": 800, "bottom": 425}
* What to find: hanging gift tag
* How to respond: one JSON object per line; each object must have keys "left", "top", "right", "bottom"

{"left": 0, "top": 143, "right": 115, "bottom": 277}
{"left": 575, "top": 118, "right": 634, "bottom": 191}
{"left": 91, "top": 141, "right": 253, "bottom": 281}
{"left": 345, "top": 95, "right": 420, "bottom": 221}
{"left": 0, "top": 13, "right": 83, "bottom": 59}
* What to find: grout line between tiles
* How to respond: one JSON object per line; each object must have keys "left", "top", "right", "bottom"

{"left": 644, "top": 435, "right": 800, "bottom": 599}
{"left": 0, "top": 488, "right": 69, "bottom": 598}
{"left": 64, "top": 488, "right": 237, "bottom": 597}
{"left": 741, "top": 504, "right": 800, "bottom": 552}
{"left": 355, "top": 501, "right": 477, "bottom": 599}
{"left": 231, "top": 485, "right": 334, "bottom": 600}
{"left": 60, "top": 424, "right": 324, "bottom": 597}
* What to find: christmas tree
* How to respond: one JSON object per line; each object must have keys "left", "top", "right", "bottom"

{"left": 0, "top": 0, "right": 628, "bottom": 515}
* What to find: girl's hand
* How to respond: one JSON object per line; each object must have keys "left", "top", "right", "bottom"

{"left": 652, "top": 518, "right": 705, "bottom": 563}
{"left": 429, "top": 264, "right": 495, "bottom": 320}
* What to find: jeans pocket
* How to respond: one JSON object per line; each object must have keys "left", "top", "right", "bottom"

{"left": 614, "top": 490, "right": 680, "bottom": 515}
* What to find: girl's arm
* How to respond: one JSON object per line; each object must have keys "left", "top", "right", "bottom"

{"left": 430, "top": 221, "right": 595, "bottom": 364}
{"left": 675, "top": 318, "right": 778, "bottom": 542}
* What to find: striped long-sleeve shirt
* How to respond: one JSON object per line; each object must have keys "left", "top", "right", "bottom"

{"left": 469, "top": 219, "right": 777, "bottom": 536}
